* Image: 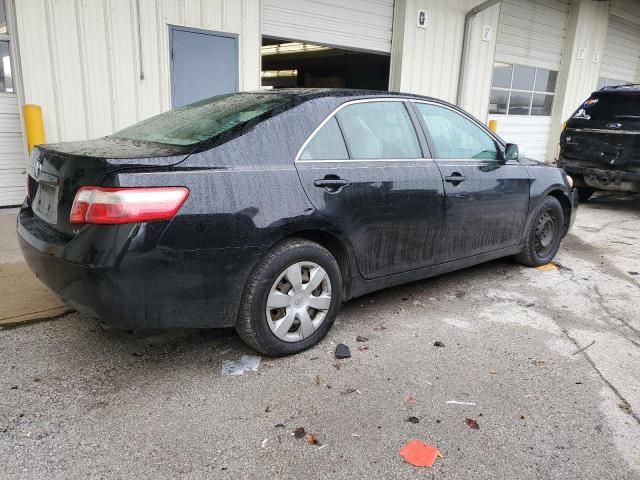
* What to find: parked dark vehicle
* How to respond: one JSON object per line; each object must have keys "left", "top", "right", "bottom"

{"left": 558, "top": 84, "right": 640, "bottom": 202}
{"left": 18, "top": 89, "right": 577, "bottom": 356}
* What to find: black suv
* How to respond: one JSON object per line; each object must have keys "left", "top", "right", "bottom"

{"left": 558, "top": 85, "right": 640, "bottom": 201}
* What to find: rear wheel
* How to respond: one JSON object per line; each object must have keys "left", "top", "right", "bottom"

{"left": 236, "top": 238, "right": 342, "bottom": 357}
{"left": 515, "top": 196, "right": 564, "bottom": 267}
{"left": 577, "top": 187, "right": 594, "bottom": 203}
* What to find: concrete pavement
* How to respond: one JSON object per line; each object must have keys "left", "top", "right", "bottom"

{"left": 0, "top": 209, "right": 71, "bottom": 328}
{"left": 0, "top": 193, "right": 639, "bottom": 479}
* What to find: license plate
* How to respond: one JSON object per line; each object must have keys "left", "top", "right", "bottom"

{"left": 33, "top": 183, "right": 59, "bottom": 224}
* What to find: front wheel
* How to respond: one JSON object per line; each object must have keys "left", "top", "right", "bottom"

{"left": 236, "top": 238, "right": 342, "bottom": 357}
{"left": 515, "top": 196, "right": 565, "bottom": 267}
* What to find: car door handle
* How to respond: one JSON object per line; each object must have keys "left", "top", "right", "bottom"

{"left": 313, "top": 178, "right": 350, "bottom": 191}
{"left": 444, "top": 173, "right": 466, "bottom": 184}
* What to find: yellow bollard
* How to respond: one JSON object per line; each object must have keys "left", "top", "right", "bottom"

{"left": 488, "top": 119, "right": 497, "bottom": 133}
{"left": 23, "top": 104, "right": 46, "bottom": 153}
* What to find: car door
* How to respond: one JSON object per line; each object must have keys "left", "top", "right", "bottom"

{"left": 295, "top": 99, "right": 445, "bottom": 279}
{"left": 412, "top": 101, "right": 530, "bottom": 262}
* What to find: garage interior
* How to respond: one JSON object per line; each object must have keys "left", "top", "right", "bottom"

{"left": 261, "top": 37, "right": 390, "bottom": 91}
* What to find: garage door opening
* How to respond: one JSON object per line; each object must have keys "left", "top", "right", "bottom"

{"left": 261, "top": 37, "right": 390, "bottom": 91}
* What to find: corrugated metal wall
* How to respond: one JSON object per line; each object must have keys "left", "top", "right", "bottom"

{"left": 0, "top": 94, "right": 25, "bottom": 205}
{"left": 390, "top": 0, "right": 483, "bottom": 105}
{"left": 262, "top": 0, "right": 394, "bottom": 53}
{"left": 600, "top": 16, "right": 640, "bottom": 83}
{"left": 495, "top": 0, "right": 570, "bottom": 71}
{"left": 15, "top": 0, "right": 261, "bottom": 144}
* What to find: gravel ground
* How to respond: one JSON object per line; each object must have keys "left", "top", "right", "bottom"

{"left": 1, "top": 193, "right": 639, "bottom": 479}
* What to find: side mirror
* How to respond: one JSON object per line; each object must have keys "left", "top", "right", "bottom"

{"left": 504, "top": 143, "right": 519, "bottom": 161}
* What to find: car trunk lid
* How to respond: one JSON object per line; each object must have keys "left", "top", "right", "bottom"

{"left": 28, "top": 137, "right": 192, "bottom": 236}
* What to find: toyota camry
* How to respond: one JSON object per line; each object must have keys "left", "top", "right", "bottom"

{"left": 18, "top": 89, "right": 578, "bottom": 356}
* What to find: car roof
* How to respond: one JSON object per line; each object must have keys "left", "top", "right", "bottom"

{"left": 597, "top": 84, "right": 640, "bottom": 94}
{"left": 248, "top": 88, "right": 444, "bottom": 103}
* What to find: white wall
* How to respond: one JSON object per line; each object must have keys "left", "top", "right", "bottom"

{"left": 389, "top": 0, "right": 499, "bottom": 123}
{"left": 15, "top": 0, "right": 261, "bottom": 144}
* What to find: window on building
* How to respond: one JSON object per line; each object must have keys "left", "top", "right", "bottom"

{"left": 0, "top": 41, "right": 12, "bottom": 93}
{"left": 489, "top": 63, "right": 557, "bottom": 116}
{"left": 336, "top": 102, "right": 421, "bottom": 159}
{"left": 299, "top": 117, "right": 349, "bottom": 160}
{"left": 415, "top": 103, "right": 498, "bottom": 160}
{"left": 0, "top": 0, "right": 7, "bottom": 35}
{"left": 597, "top": 78, "right": 627, "bottom": 89}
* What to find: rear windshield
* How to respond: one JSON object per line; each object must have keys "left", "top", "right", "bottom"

{"left": 571, "top": 94, "right": 640, "bottom": 123}
{"left": 112, "top": 93, "right": 296, "bottom": 146}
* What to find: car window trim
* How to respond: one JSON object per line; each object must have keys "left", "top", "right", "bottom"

{"left": 409, "top": 99, "right": 507, "bottom": 162}
{"left": 295, "top": 98, "right": 429, "bottom": 163}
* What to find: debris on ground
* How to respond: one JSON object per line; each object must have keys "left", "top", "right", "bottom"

{"left": 335, "top": 343, "right": 351, "bottom": 359}
{"left": 572, "top": 340, "right": 596, "bottom": 355}
{"left": 356, "top": 335, "right": 368, "bottom": 342}
{"left": 315, "top": 374, "right": 321, "bottom": 385}
{"left": 305, "top": 432, "right": 320, "bottom": 445}
{"left": 465, "top": 418, "right": 480, "bottom": 429}
{"left": 433, "top": 341, "right": 445, "bottom": 347}
{"left": 275, "top": 424, "right": 285, "bottom": 428}
{"left": 341, "top": 387, "right": 361, "bottom": 395}
{"left": 533, "top": 360, "right": 546, "bottom": 367}
{"left": 627, "top": 271, "right": 638, "bottom": 276}
{"left": 261, "top": 438, "right": 268, "bottom": 448}
{"left": 293, "top": 427, "right": 306, "bottom": 439}
{"left": 406, "top": 416, "right": 420, "bottom": 424}
{"left": 619, "top": 400, "right": 631, "bottom": 414}
{"left": 399, "top": 440, "right": 440, "bottom": 467}
{"left": 333, "top": 362, "right": 341, "bottom": 370}
{"left": 446, "top": 400, "right": 476, "bottom": 406}
{"left": 489, "top": 368, "right": 498, "bottom": 374}
{"left": 536, "top": 263, "right": 558, "bottom": 272}
{"left": 405, "top": 394, "right": 417, "bottom": 404}
{"left": 221, "top": 355, "right": 262, "bottom": 376}
{"left": 374, "top": 324, "right": 388, "bottom": 331}
{"left": 357, "top": 345, "right": 369, "bottom": 351}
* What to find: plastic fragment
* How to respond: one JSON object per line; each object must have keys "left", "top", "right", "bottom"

{"left": 335, "top": 343, "right": 351, "bottom": 359}
{"left": 446, "top": 400, "right": 476, "bottom": 406}
{"left": 221, "top": 355, "right": 261, "bottom": 376}
{"left": 399, "top": 440, "right": 440, "bottom": 467}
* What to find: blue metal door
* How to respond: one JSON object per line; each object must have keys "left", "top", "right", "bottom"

{"left": 170, "top": 27, "right": 238, "bottom": 108}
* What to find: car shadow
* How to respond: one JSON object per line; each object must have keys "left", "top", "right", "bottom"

{"left": 583, "top": 191, "right": 640, "bottom": 212}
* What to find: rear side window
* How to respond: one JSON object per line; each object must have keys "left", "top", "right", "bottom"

{"left": 572, "top": 95, "right": 640, "bottom": 122}
{"left": 415, "top": 103, "right": 499, "bottom": 160}
{"left": 299, "top": 117, "right": 349, "bottom": 160}
{"left": 336, "top": 102, "right": 421, "bottom": 159}
{"left": 112, "top": 93, "right": 295, "bottom": 146}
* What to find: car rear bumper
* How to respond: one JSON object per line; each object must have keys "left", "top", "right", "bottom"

{"left": 562, "top": 166, "right": 640, "bottom": 193}
{"left": 17, "top": 205, "right": 262, "bottom": 329}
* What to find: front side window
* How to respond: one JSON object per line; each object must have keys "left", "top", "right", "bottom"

{"left": 489, "top": 63, "right": 557, "bottom": 116}
{"left": 299, "top": 117, "right": 348, "bottom": 160}
{"left": 336, "top": 102, "right": 421, "bottom": 159}
{"left": 113, "top": 93, "right": 296, "bottom": 146}
{"left": 416, "top": 103, "right": 498, "bottom": 160}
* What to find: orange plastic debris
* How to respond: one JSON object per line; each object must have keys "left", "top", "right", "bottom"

{"left": 399, "top": 440, "right": 439, "bottom": 467}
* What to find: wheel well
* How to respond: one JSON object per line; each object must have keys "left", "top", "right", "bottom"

{"left": 284, "top": 230, "right": 352, "bottom": 297}
{"left": 547, "top": 189, "right": 571, "bottom": 234}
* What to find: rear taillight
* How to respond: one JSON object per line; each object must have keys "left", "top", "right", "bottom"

{"left": 70, "top": 186, "right": 189, "bottom": 225}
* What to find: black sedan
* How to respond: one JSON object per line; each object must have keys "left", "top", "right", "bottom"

{"left": 18, "top": 89, "right": 578, "bottom": 356}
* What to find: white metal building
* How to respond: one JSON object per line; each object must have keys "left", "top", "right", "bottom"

{"left": 0, "top": 0, "right": 639, "bottom": 206}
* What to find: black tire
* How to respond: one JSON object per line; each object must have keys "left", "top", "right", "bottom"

{"left": 577, "top": 187, "right": 594, "bottom": 203}
{"left": 514, "top": 196, "right": 565, "bottom": 267}
{"left": 236, "top": 238, "right": 342, "bottom": 357}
